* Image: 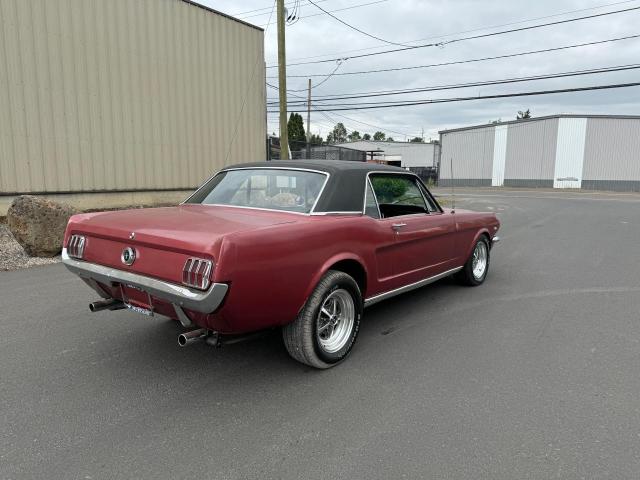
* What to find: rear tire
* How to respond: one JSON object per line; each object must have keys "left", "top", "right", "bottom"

{"left": 283, "top": 270, "right": 362, "bottom": 369}
{"left": 456, "top": 236, "right": 490, "bottom": 286}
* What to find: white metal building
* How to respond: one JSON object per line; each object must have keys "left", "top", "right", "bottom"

{"left": 0, "top": 0, "right": 266, "bottom": 214}
{"left": 438, "top": 115, "right": 640, "bottom": 191}
{"left": 335, "top": 140, "right": 440, "bottom": 168}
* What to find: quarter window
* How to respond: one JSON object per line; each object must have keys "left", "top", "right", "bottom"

{"left": 370, "top": 174, "right": 429, "bottom": 218}
{"left": 364, "top": 179, "right": 381, "bottom": 219}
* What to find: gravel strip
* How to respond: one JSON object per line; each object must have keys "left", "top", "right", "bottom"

{"left": 0, "top": 222, "right": 60, "bottom": 271}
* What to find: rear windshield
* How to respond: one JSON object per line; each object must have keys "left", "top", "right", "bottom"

{"left": 186, "top": 169, "right": 328, "bottom": 214}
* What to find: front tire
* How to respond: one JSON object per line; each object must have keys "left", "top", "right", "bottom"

{"left": 283, "top": 270, "right": 362, "bottom": 369}
{"left": 456, "top": 236, "right": 490, "bottom": 286}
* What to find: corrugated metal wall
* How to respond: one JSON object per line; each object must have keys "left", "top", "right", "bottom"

{"left": 583, "top": 118, "right": 640, "bottom": 191}
{"left": 439, "top": 126, "right": 494, "bottom": 186}
{"left": 0, "top": 0, "right": 266, "bottom": 195}
{"left": 334, "top": 141, "right": 437, "bottom": 167}
{"left": 504, "top": 118, "right": 557, "bottom": 187}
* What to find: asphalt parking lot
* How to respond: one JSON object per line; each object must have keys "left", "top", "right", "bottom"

{"left": 1, "top": 189, "right": 640, "bottom": 479}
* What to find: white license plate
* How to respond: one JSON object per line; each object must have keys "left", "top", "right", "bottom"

{"left": 125, "top": 303, "right": 154, "bottom": 316}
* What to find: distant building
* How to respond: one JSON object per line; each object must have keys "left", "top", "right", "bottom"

{"left": 335, "top": 141, "right": 440, "bottom": 168}
{"left": 438, "top": 115, "right": 640, "bottom": 191}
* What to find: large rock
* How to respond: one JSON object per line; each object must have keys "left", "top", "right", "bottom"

{"left": 7, "top": 196, "right": 79, "bottom": 257}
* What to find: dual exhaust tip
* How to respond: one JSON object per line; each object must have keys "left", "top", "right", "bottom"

{"left": 89, "top": 298, "right": 209, "bottom": 347}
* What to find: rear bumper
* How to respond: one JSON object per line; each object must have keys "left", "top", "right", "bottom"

{"left": 61, "top": 248, "right": 228, "bottom": 314}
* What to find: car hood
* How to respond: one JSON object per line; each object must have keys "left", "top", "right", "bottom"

{"left": 67, "top": 205, "right": 299, "bottom": 254}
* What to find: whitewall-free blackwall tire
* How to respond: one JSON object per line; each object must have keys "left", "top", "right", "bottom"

{"left": 283, "top": 270, "right": 362, "bottom": 369}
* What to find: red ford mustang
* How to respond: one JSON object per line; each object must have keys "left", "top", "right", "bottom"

{"left": 63, "top": 161, "right": 500, "bottom": 368}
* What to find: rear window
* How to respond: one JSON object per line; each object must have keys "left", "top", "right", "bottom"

{"left": 186, "top": 169, "right": 328, "bottom": 214}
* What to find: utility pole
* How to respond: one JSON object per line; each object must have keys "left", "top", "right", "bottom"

{"left": 306, "top": 78, "right": 311, "bottom": 158}
{"left": 277, "top": 0, "right": 288, "bottom": 160}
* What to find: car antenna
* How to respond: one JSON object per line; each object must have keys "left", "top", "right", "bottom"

{"left": 450, "top": 157, "right": 456, "bottom": 213}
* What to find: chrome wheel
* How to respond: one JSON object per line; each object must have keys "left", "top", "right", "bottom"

{"left": 316, "top": 289, "right": 355, "bottom": 353}
{"left": 471, "top": 241, "right": 488, "bottom": 280}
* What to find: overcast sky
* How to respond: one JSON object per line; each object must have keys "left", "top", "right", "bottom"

{"left": 200, "top": 0, "right": 639, "bottom": 141}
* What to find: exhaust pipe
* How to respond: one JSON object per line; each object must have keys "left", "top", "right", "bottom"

{"left": 178, "top": 328, "right": 208, "bottom": 347}
{"left": 89, "top": 299, "right": 125, "bottom": 312}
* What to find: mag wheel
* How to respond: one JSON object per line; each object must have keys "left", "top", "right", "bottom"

{"left": 283, "top": 270, "right": 362, "bottom": 369}
{"left": 456, "top": 236, "right": 490, "bottom": 286}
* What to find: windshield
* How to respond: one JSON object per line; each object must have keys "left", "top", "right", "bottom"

{"left": 186, "top": 169, "right": 328, "bottom": 214}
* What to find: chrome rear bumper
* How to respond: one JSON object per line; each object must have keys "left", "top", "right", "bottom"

{"left": 61, "top": 248, "right": 228, "bottom": 314}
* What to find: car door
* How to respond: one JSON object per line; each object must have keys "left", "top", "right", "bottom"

{"left": 369, "top": 173, "right": 456, "bottom": 285}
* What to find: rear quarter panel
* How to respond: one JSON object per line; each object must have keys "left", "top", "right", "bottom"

{"left": 211, "top": 215, "right": 384, "bottom": 333}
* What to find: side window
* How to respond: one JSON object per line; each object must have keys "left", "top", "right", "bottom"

{"left": 364, "top": 179, "right": 380, "bottom": 219}
{"left": 370, "top": 174, "right": 429, "bottom": 218}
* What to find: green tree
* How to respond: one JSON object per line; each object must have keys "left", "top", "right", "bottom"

{"left": 327, "top": 123, "right": 347, "bottom": 143}
{"left": 410, "top": 137, "right": 424, "bottom": 143}
{"left": 287, "top": 113, "right": 306, "bottom": 147}
{"left": 347, "top": 130, "right": 361, "bottom": 141}
{"left": 516, "top": 109, "right": 531, "bottom": 120}
{"left": 309, "top": 133, "right": 323, "bottom": 145}
{"left": 362, "top": 133, "right": 371, "bottom": 140}
{"left": 373, "top": 131, "right": 386, "bottom": 141}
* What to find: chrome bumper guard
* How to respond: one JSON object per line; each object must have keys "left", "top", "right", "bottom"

{"left": 61, "top": 248, "right": 228, "bottom": 314}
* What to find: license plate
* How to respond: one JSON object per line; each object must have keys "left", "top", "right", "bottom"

{"left": 125, "top": 303, "right": 154, "bottom": 316}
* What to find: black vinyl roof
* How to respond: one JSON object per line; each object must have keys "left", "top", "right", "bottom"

{"left": 222, "top": 160, "right": 415, "bottom": 212}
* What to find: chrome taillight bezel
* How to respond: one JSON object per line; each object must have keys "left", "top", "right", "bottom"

{"left": 182, "top": 258, "right": 213, "bottom": 290}
{"left": 68, "top": 235, "right": 86, "bottom": 259}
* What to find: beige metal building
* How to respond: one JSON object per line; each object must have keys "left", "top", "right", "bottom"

{"left": 439, "top": 115, "right": 640, "bottom": 191}
{"left": 0, "top": 0, "right": 266, "bottom": 214}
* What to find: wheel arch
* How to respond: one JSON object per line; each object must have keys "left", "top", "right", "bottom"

{"left": 303, "top": 253, "right": 369, "bottom": 306}
{"left": 464, "top": 228, "right": 492, "bottom": 260}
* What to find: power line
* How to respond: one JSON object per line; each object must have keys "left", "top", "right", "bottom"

{"left": 233, "top": 0, "right": 330, "bottom": 18}
{"left": 258, "top": 0, "right": 388, "bottom": 27}
{"left": 306, "top": 0, "right": 410, "bottom": 47}
{"left": 222, "top": 0, "right": 277, "bottom": 163}
{"left": 268, "top": 84, "right": 420, "bottom": 137}
{"left": 265, "top": 5, "right": 640, "bottom": 68}
{"left": 269, "top": 63, "right": 640, "bottom": 104}
{"left": 285, "top": 60, "right": 344, "bottom": 92}
{"left": 267, "top": 0, "right": 639, "bottom": 64}
{"left": 268, "top": 34, "right": 640, "bottom": 78}
{"left": 268, "top": 82, "right": 640, "bottom": 112}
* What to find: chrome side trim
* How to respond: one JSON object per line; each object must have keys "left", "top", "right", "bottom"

{"left": 492, "top": 235, "right": 500, "bottom": 244}
{"left": 309, "top": 211, "right": 362, "bottom": 216}
{"left": 363, "top": 266, "right": 463, "bottom": 307}
{"left": 62, "top": 249, "right": 229, "bottom": 314}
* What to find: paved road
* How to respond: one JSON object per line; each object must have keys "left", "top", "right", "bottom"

{"left": 2, "top": 190, "right": 640, "bottom": 479}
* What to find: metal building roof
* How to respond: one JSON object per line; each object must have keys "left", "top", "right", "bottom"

{"left": 439, "top": 114, "right": 640, "bottom": 134}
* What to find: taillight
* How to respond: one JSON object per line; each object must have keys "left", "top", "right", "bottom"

{"left": 182, "top": 258, "right": 213, "bottom": 290}
{"left": 67, "top": 235, "right": 86, "bottom": 259}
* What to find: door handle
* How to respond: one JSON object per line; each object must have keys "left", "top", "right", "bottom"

{"left": 391, "top": 223, "right": 407, "bottom": 230}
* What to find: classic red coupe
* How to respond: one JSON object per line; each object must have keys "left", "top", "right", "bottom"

{"left": 63, "top": 161, "right": 500, "bottom": 368}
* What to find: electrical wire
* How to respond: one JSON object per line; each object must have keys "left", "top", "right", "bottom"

{"left": 233, "top": 0, "right": 330, "bottom": 18}
{"left": 268, "top": 82, "right": 640, "bottom": 112}
{"left": 268, "top": 34, "right": 640, "bottom": 78}
{"left": 269, "top": 84, "right": 420, "bottom": 138}
{"left": 268, "top": 0, "right": 639, "bottom": 64}
{"left": 259, "top": 0, "right": 388, "bottom": 28}
{"left": 306, "top": 0, "right": 411, "bottom": 47}
{"left": 270, "top": 63, "right": 640, "bottom": 105}
{"left": 222, "top": 0, "right": 277, "bottom": 163}
{"left": 265, "top": 5, "right": 640, "bottom": 68}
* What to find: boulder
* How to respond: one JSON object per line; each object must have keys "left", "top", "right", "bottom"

{"left": 7, "top": 195, "right": 79, "bottom": 257}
